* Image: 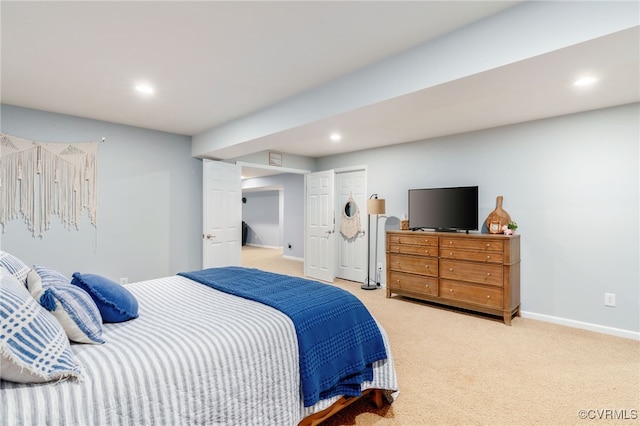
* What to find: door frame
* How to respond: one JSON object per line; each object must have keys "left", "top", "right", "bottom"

{"left": 239, "top": 161, "right": 309, "bottom": 257}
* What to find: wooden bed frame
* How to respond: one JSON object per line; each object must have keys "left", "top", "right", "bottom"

{"left": 298, "top": 389, "right": 385, "bottom": 426}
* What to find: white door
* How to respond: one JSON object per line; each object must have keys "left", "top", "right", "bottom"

{"left": 335, "top": 170, "right": 367, "bottom": 282}
{"left": 304, "top": 170, "right": 335, "bottom": 282}
{"left": 203, "top": 159, "right": 242, "bottom": 268}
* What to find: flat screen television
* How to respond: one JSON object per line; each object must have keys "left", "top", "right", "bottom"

{"left": 408, "top": 186, "right": 478, "bottom": 232}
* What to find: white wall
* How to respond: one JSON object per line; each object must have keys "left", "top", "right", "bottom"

{"left": 192, "top": 1, "right": 639, "bottom": 159}
{"left": 0, "top": 105, "right": 203, "bottom": 282}
{"left": 317, "top": 103, "right": 640, "bottom": 336}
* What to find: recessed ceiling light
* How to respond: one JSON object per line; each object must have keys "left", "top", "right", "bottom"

{"left": 135, "top": 84, "right": 155, "bottom": 94}
{"left": 330, "top": 133, "right": 342, "bottom": 142}
{"left": 573, "top": 76, "right": 598, "bottom": 87}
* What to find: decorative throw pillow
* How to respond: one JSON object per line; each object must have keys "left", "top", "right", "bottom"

{"left": 33, "top": 265, "right": 71, "bottom": 287}
{"left": 28, "top": 269, "right": 105, "bottom": 344}
{"left": 0, "top": 268, "right": 82, "bottom": 383}
{"left": 0, "top": 250, "right": 30, "bottom": 287}
{"left": 71, "top": 272, "right": 139, "bottom": 323}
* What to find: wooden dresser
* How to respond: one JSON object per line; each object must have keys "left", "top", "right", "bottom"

{"left": 386, "top": 230, "right": 520, "bottom": 325}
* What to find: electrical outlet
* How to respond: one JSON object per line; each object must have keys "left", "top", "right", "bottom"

{"left": 377, "top": 262, "right": 383, "bottom": 272}
{"left": 119, "top": 277, "right": 128, "bottom": 285}
{"left": 604, "top": 292, "right": 616, "bottom": 307}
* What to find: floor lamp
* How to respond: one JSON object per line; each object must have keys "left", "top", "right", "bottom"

{"left": 362, "top": 194, "right": 385, "bottom": 290}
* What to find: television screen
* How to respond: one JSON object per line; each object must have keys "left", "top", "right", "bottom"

{"left": 408, "top": 186, "right": 478, "bottom": 231}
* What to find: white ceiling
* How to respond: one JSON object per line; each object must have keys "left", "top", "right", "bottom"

{"left": 2, "top": 1, "right": 639, "bottom": 168}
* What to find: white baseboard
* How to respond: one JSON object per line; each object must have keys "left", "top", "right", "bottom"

{"left": 282, "top": 255, "right": 304, "bottom": 262}
{"left": 521, "top": 311, "right": 639, "bottom": 341}
{"left": 245, "top": 243, "right": 281, "bottom": 250}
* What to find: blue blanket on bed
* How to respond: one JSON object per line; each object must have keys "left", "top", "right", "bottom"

{"left": 178, "top": 266, "right": 387, "bottom": 407}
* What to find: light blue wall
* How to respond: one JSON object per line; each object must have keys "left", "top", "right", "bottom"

{"left": 317, "top": 103, "right": 640, "bottom": 334}
{"left": 3, "top": 103, "right": 637, "bottom": 336}
{"left": 242, "top": 191, "right": 280, "bottom": 247}
{"left": 281, "top": 173, "right": 304, "bottom": 259}
{"left": 0, "top": 105, "right": 203, "bottom": 282}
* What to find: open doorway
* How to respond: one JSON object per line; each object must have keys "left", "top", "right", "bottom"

{"left": 241, "top": 246, "right": 304, "bottom": 277}
{"left": 240, "top": 163, "right": 366, "bottom": 282}
{"left": 241, "top": 164, "right": 306, "bottom": 261}
{"left": 241, "top": 189, "right": 282, "bottom": 249}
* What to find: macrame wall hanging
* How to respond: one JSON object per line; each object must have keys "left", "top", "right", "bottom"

{"left": 0, "top": 133, "right": 99, "bottom": 237}
{"left": 340, "top": 193, "right": 363, "bottom": 240}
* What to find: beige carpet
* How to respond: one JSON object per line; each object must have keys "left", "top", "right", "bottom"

{"left": 242, "top": 246, "right": 640, "bottom": 426}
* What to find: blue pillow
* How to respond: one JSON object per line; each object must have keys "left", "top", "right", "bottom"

{"left": 0, "top": 268, "right": 82, "bottom": 383}
{"left": 71, "top": 272, "right": 139, "bottom": 323}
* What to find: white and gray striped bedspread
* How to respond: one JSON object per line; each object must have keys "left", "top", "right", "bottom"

{"left": 1, "top": 275, "right": 398, "bottom": 426}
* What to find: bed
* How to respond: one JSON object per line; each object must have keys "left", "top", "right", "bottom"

{"left": 0, "top": 261, "right": 398, "bottom": 426}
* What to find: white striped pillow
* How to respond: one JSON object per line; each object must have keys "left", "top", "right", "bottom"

{"left": 33, "top": 265, "right": 70, "bottom": 286}
{"left": 0, "top": 267, "right": 82, "bottom": 383}
{"left": 29, "top": 267, "right": 105, "bottom": 344}
{"left": 0, "top": 250, "right": 30, "bottom": 287}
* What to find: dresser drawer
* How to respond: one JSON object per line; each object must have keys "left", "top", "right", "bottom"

{"left": 389, "top": 243, "right": 438, "bottom": 257}
{"left": 440, "top": 238, "right": 504, "bottom": 252}
{"left": 439, "top": 279, "right": 503, "bottom": 309}
{"left": 389, "top": 254, "right": 438, "bottom": 276}
{"left": 388, "top": 233, "right": 438, "bottom": 247}
{"left": 389, "top": 271, "right": 438, "bottom": 296}
{"left": 439, "top": 248, "right": 503, "bottom": 264}
{"left": 439, "top": 259, "right": 503, "bottom": 286}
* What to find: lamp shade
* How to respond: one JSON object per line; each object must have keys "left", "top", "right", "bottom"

{"left": 367, "top": 198, "right": 386, "bottom": 215}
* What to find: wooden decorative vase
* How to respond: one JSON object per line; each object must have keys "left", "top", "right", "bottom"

{"left": 485, "top": 195, "right": 511, "bottom": 234}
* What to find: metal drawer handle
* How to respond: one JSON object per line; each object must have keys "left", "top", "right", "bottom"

{"left": 449, "top": 268, "right": 453, "bottom": 272}
{"left": 449, "top": 288, "right": 454, "bottom": 292}
{"left": 486, "top": 243, "right": 490, "bottom": 247}
{"left": 425, "top": 284, "right": 429, "bottom": 288}
{"left": 425, "top": 265, "right": 429, "bottom": 269}
{"left": 449, "top": 252, "right": 453, "bottom": 256}
{"left": 487, "top": 272, "right": 491, "bottom": 276}
{"left": 449, "top": 241, "right": 453, "bottom": 245}
{"left": 487, "top": 295, "right": 491, "bottom": 299}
